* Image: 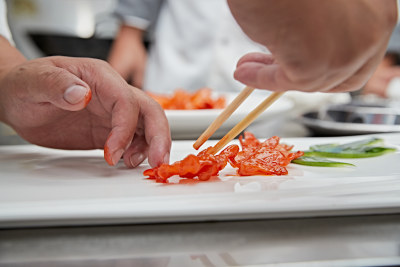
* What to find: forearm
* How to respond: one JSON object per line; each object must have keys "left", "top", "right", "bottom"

{"left": 0, "top": 36, "right": 27, "bottom": 123}
{"left": 108, "top": 25, "right": 147, "bottom": 85}
{"left": 0, "top": 36, "right": 26, "bottom": 75}
{"left": 110, "top": 25, "right": 145, "bottom": 56}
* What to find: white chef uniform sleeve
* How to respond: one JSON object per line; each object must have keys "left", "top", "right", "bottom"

{"left": 114, "top": 0, "right": 163, "bottom": 30}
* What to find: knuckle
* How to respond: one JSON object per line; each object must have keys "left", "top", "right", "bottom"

{"left": 38, "top": 67, "right": 66, "bottom": 88}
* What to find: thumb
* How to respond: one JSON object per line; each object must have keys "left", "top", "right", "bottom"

{"left": 233, "top": 52, "right": 288, "bottom": 91}
{"left": 30, "top": 64, "right": 92, "bottom": 111}
{"left": 233, "top": 61, "right": 282, "bottom": 90}
{"left": 60, "top": 84, "right": 92, "bottom": 111}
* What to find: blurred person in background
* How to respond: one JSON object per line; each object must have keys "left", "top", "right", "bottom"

{"left": 108, "top": 0, "right": 268, "bottom": 93}
{"left": 362, "top": 23, "right": 400, "bottom": 100}
{"left": 109, "top": 0, "right": 397, "bottom": 114}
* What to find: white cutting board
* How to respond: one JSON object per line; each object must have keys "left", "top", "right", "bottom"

{"left": 1, "top": 134, "right": 400, "bottom": 228}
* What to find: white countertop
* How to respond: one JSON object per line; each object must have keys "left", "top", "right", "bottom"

{"left": 1, "top": 134, "right": 400, "bottom": 228}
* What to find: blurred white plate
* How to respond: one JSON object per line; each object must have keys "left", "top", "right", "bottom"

{"left": 165, "top": 91, "right": 294, "bottom": 139}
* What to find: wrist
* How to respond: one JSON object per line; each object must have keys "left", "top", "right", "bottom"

{"left": 0, "top": 37, "right": 27, "bottom": 124}
{"left": 0, "top": 36, "right": 26, "bottom": 77}
{"left": 108, "top": 26, "right": 146, "bottom": 66}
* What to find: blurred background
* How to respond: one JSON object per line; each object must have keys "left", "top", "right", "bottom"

{"left": 3, "top": 0, "right": 400, "bottom": 144}
{"left": 6, "top": 0, "right": 118, "bottom": 60}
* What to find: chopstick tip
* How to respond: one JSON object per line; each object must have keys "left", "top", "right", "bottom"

{"left": 193, "top": 142, "right": 201, "bottom": 150}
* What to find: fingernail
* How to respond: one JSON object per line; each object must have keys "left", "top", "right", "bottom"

{"left": 64, "top": 85, "right": 89, "bottom": 105}
{"left": 130, "top": 153, "right": 146, "bottom": 167}
{"left": 112, "top": 149, "right": 124, "bottom": 166}
{"left": 163, "top": 153, "right": 170, "bottom": 164}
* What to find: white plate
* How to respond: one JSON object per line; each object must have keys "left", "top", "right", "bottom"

{"left": 1, "top": 134, "right": 400, "bottom": 228}
{"left": 165, "top": 91, "right": 293, "bottom": 139}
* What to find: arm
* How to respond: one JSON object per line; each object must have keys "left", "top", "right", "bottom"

{"left": 0, "top": 36, "right": 26, "bottom": 77}
{"left": 108, "top": 25, "right": 147, "bottom": 88}
{"left": 108, "top": 0, "right": 163, "bottom": 87}
{"left": 0, "top": 36, "right": 171, "bottom": 168}
{"left": 227, "top": 0, "right": 398, "bottom": 93}
{"left": 363, "top": 22, "right": 400, "bottom": 98}
{"left": 362, "top": 53, "right": 400, "bottom": 98}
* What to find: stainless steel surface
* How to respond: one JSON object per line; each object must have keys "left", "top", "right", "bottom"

{"left": 300, "top": 100, "right": 400, "bottom": 136}
{"left": 1, "top": 214, "right": 400, "bottom": 266}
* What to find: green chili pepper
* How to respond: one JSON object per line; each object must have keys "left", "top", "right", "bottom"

{"left": 304, "top": 147, "right": 396, "bottom": 158}
{"left": 304, "top": 137, "right": 396, "bottom": 158}
{"left": 292, "top": 156, "right": 355, "bottom": 167}
{"left": 309, "top": 137, "right": 383, "bottom": 152}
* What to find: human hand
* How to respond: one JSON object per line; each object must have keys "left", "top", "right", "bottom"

{"left": 0, "top": 56, "right": 171, "bottom": 168}
{"left": 108, "top": 25, "right": 147, "bottom": 88}
{"left": 227, "top": 0, "right": 398, "bottom": 93}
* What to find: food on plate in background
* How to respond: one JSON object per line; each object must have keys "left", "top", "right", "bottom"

{"left": 147, "top": 88, "right": 226, "bottom": 110}
{"left": 143, "top": 132, "right": 303, "bottom": 183}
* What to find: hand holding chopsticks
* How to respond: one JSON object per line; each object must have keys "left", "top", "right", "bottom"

{"left": 193, "top": 86, "right": 284, "bottom": 154}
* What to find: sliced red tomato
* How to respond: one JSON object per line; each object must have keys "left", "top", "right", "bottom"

{"left": 144, "top": 144, "right": 239, "bottom": 183}
{"left": 148, "top": 88, "right": 226, "bottom": 110}
{"left": 143, "top": 132, "right": 303, "bottom": 183}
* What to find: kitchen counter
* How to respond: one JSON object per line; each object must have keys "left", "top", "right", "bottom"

{"left": 1, "top": 214, "right": 400, "bottom": 266}
{"left": 1, "top": 123, "right": 400, "bottom": 266}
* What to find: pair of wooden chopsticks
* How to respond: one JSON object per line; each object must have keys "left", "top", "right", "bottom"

{"left": 193, "top": 86, "right": 284, "bottom": 154}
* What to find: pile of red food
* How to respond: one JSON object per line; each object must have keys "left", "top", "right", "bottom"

{"left": 147, "top": 88, "right": 226, "bottom": 110}
{"left": 143, "top": 132, "right": 304, "bottom": 183}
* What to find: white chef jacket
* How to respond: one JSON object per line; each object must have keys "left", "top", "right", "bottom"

{"left": 116, "top": 0, "right": 269, "bottom": 93}
{"left": 115, "top": 0, "right": 363, "bottom": 115}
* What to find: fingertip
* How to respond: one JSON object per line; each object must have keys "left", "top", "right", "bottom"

{"left": 148, "top": 150, "right": 169, "bottom": 168}
{"left": 148, "top": 135, "right": 171, "bottom": 168}
{"left": 128, "top": 152, "right": 146, "bottom": 168}
{"left": 104, "top": 144, "right": 114, "bottom": 166}
{"left": 104, "top": 133, "right": 126, "bottom": 166}
{"left": 234, "top": 63, "right": 262, "bottom": 86}
{"left": 62, "top": 85, "right": 92, "bottom": 110}
{"left": 163, "top": 152, "right": 170, "bottom": 165}
{"left": 63, "top": 85, "right": 90, "bottom": 104}
{"left": 84, "top": 87, "right": 92, "bottom": 106}
{"left": 236, "top": 52, "right": 274, "bottom": 67}
{"left": 104, "top": 146, "right": 124, "bottom": 166}
{"left": 148, "top": 153, "right": 168, "bottom": 168}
